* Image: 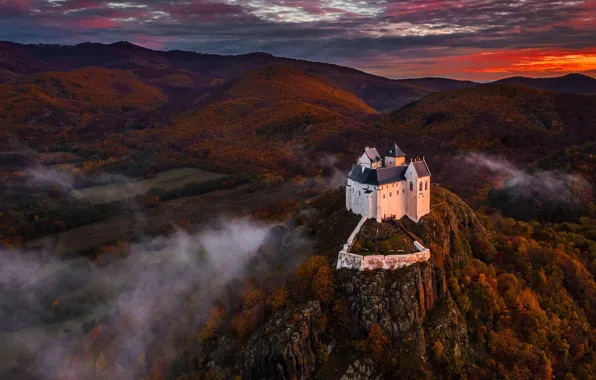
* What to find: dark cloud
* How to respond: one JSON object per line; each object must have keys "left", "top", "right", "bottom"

{"left": 0, "top": 0, "right": 595, "bottom": 79}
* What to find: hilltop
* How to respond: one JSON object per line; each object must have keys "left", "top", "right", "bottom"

{"left": 129, "top": 65, "right": 378, "bottom": 175}
{"left": 493, "top": 73, "right": 596, "bottom": 95}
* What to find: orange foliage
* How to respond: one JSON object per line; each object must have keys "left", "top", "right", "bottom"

{"left": 198, "top": 305, "right": 226, "bottom": 342}
{"left": 311, "top": 265, "right": 335, "bottom": 304}
{"left": 267, "top": 287, "right": 289, "bottom": 311}
{"left": 366, "top": 323, "right": 390, "bottom": 362}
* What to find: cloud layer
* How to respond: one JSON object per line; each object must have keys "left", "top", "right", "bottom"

{"left": 0, "top": 218, "right": 276, "bottom": 378}
{"left": 1, "top": 0, "right": 595, "bottom": 79}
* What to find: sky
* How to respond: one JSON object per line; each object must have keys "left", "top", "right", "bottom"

{"left": 1, "top": 0, "right": 595, "bottom": 80}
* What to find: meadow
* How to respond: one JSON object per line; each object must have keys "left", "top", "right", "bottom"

{"left": 73, "top": 167, "right": 228, "bottom": 204}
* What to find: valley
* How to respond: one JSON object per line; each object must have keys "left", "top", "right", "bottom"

{"left": 72, "top": 167, "right": 227, "bottom": 204}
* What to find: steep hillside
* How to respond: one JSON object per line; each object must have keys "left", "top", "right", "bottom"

{"left": 493, "top": 73, "right": 596, "bottom": 95}
{"left": 128, "top": 66, "right": 377, "bottom": 175}
{"left": 224, "top": 66, "right": 377, "bottom": 114}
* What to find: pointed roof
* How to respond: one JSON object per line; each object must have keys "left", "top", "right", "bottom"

{"left": 412, "top": 159, "right": 431, "bottom": 177}
{"left": 364, "top": 147, "right": 382, "bottom": 162}
{"left": 386, "top": 142, "right": 406, "bottom": 158}
{"left": 348, "top": 165, "right": 408, "bottom": 185}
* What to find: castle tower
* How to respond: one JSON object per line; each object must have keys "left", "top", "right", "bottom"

{"left": 385, "top": 142, "right": 406, "bottom": 167}
{"left": 404, "top": 158, "right": 431, "bottom": 222}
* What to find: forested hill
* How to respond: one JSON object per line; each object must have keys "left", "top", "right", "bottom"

{"left": 493, "top": 73, "right": 596, "bottom": 95}
{"left": 0, "top": 41, "right": 474, "bottom": 112}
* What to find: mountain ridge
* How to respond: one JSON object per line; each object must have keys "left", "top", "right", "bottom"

{"left": 492, "top": 72, "right": 596, "bottom": 95}
{"left": 0, "top": 41, "right": 475, "bottom": 112}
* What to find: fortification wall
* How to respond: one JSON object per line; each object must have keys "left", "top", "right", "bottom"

{"left": 336, "top": 216, "right": 431, "bottom": 271}
{"left": 337, "top": 248, "right": 430, "bottom": 271}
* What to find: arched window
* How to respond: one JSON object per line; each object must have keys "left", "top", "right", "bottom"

{"left": 410, "top": 182, "right": 413, "bottom": 191}
{"left": 425, "top": 181, "right": 428, "bottom": 190}
{"left": 419, "top": 182, "right": 423, "bottom": 191}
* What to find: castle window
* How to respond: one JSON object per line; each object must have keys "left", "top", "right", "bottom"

{"left": 425, "top": 181, "right": 428, "bottom": 190}
{"left": 383, "top": 194, "right": 385, "bottom": 199}
{"left": 410, "top": 182, "right": 413, "bottom": 191}
{"left": 390, "top": 192, "right": 392, "bottom": 197}
{"left": 419, "top": 182, "right": 423, "bottom": 191}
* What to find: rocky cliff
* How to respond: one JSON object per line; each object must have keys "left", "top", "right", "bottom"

{"left": 242, "top": 186, "right": 489, "bottom": 379}
{"left": 244, "top": 301, "right": 323, "bottom": 380}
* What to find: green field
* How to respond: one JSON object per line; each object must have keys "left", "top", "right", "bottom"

{"left": 73, "top": 167, "right": 228, "bottom": 204}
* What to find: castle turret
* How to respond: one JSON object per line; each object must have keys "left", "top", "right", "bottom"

{"left": 385, "top": 142, "right": 406, "bottom": 167}
{"left": 404, "top": 158, "right": 431, "bottom": 222}
{"left": 357, "top": 146, "right": 382, "bottom": 169}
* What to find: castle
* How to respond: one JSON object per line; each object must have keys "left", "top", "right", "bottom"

{"left": 346, "top": 143, "right": 431, "bottom": 223}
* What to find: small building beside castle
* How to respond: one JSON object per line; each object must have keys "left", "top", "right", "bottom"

{"left": 346, "top": 143, "right": 431, "bottom": 223}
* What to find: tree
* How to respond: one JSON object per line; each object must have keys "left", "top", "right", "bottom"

{"left": 294, "top": 256, "right": 328, "bottom": 298}
{"left": 366, "top": 323, "right": 390, "bottom": 362}
{"left": 312, "top": 265, "right": 335, "bottom": 304}
{"left": 432, "top": 341, "right": 444, "bottom": 360}
{"left": 268, "top": 287, "right": 289, "bottom": 311}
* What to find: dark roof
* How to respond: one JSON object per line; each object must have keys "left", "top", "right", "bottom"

{"left": 413, "top": 160, "right": 431, "bottom": 177}
{"left": 364, "top": 147, "right": 382, "bottom": 162}
{"left": 348, "top": 165, "right": 408, "bottom": 185}
{"left": 386, "top": 143, "right": 406, "bottom": 158}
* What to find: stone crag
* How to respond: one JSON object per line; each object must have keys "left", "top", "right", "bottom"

{"left": 244, "top": 301, "right": 323, "bottom": 380}
{"left": 338, "top": 263, "right": 444, "bottom": 348}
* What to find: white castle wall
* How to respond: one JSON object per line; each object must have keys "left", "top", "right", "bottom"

{"left": 346, "top": 179, "right": 378, "bottom": 219}
{"left": 376, "top": 182, "right": 407, "bottom": 221}
{"left": 337, "top": 246, "right": 430, "bottom": 271}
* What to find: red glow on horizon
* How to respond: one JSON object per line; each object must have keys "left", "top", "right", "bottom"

{"left": 350, "top": 48, "right": 596, "bottom": 81}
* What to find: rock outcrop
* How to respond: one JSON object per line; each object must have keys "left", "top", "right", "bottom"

{"left": 337, "top": 262, "right": 446, "bottom": 360}
{"left": 339, "top": 359, "right": 381, "bottom": 380}
{"left": 244, "top": 301, "right": 323, "bottom": 380}
{"left": 334, "top": 187, "right": 485, "bottom": 370}
{"left": 244, "top": 187, "right": 490, "bottom": 379}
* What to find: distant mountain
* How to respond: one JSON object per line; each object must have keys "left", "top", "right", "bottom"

{"left": 492, "top": 73, "right": 596, "bottom": 95}
{"left": 385, "top": 83, "right": 596, "bottom": 199}
{"left": 0, "top": 41, "right": 475, "bottom": 111}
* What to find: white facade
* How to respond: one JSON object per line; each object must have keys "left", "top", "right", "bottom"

{"left": 346, "top": 144, "right": 431, "bottom": 223}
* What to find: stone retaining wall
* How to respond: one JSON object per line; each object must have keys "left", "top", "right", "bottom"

{"left": 336, "top": 216, "right": 431, "bottom": 271}
{"left": 337, "top": 249, "right": 430, "bottom": 271}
